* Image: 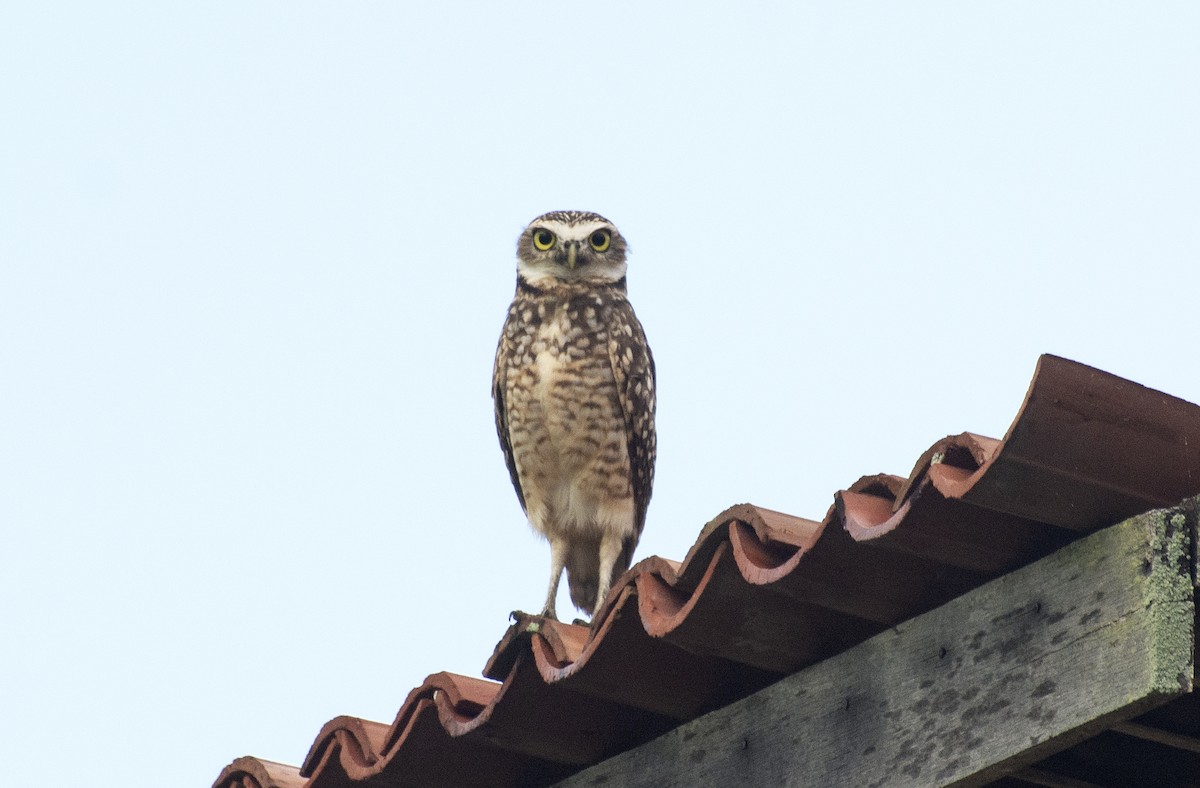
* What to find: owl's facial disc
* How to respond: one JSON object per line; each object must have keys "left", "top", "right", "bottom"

{"left": 517, "top": 214, "right": 627, "bottom": 286}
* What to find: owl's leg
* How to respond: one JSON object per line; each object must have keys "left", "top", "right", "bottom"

{"left": 592, "top": 531, "right": 625, "bottom": 618}
{"left": 541, "top": 537, "right": 569, "bottom": 620}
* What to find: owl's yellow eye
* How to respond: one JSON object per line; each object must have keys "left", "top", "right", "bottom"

{"left": 532, "top": 229, "right": 556, "bottom": 251}
{"left": 589, "top": 229, "right": 611, "bottom": 252}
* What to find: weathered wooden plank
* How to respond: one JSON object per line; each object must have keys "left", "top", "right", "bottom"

{"left": 556, "top": 504, "right": 1196, "bottom": 788}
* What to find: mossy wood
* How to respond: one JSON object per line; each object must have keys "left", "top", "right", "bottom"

{"left": 557, "top": 504, "right": 1197, "bottom": 788}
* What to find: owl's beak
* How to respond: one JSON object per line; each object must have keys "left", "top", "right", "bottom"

{"left": 566, "top": 243, "right": 578, "bottom": 270}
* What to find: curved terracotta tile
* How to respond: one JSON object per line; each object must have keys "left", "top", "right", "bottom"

{"left": 918, "top": 354, "right": 1200, "bottom": 529}
{"left": 894, "top": 432, "right": 1000, "bottom": 507}
{"left": 727, "top": 521, "right": 809, "bottom": 584}
{"left": 523, "top": 585, "right": 756, "bottom": 719}
{"left": 297, "top": 671, "right": 574, "bottom": 786}
{"left": 646, "top": 537, "right": 880, "bottom": 672}
{"left": 838, "top": 476, "right": 907, "bottom": 540}
{"left": 477, "top": 508, "right": 824, "bottom": 709}
{"left": 613, "top": 505, "right": 877, "bottom": 671}
{"left": 482, "top": 614, "right": 587, "bottom": 683}
{"left": 636, "top": 542, "right": 722, "bottom": 640}
{"left": 301, "top": 715, "right": 389, "bottom": 783}
{"left": 213, "top": 757, "right": 306, "bottom": 788}
{"left": 778, "top": 491, "right": 986, "bottom": 623}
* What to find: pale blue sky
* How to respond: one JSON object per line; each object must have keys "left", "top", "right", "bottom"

{"left": 3, "top": 4, "right": 1198, "bottom": 786}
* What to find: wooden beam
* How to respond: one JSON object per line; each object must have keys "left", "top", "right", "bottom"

{"left": 1109, "top": 720, "right": 1200, "bottom": 754}
{"left": 556, "top": 505, "right": 1196, "bottom": 788}
{"left": 1008, "top": 767, "right": 1105, "bottom": 788}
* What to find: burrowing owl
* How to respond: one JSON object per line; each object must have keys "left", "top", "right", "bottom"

{"left": 493, "top": 210, "right": 656, "bottom": 620}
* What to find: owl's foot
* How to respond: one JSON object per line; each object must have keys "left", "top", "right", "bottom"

{"left": 540, "top": 604, "right": 558, "bottom": 621}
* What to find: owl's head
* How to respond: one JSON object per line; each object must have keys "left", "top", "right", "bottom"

{"left": 516, "top": 210, "right": 628, "bottom": 286}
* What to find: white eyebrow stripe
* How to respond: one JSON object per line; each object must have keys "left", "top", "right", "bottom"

{"left": 529, "top": 220, "right": 614, "bottom": 241}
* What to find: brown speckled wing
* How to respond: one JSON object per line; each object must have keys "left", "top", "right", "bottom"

{"left": 492, "top": 301, "right": 527, "bottom": 514}
{"left": 604, "top": 297, "right": 657, "bottom": 537}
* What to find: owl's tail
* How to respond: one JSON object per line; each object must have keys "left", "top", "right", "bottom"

{"left": 567, "top": 534, "right": 635, "bottom": 616}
